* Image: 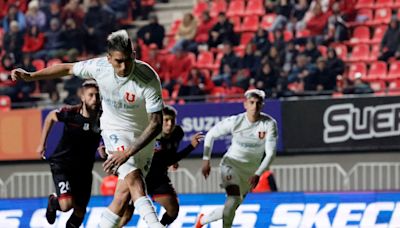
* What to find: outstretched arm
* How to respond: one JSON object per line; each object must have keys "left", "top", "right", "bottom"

{"left": 37, "top": 110, "right": 59, "bottom": 159}
{"left": 103, "top": 111, "right": 163, "bottom": 173}
{"left": 11, "top": 63, "right": 74, "bottom": 81}
{"left": 167, "top": 132, "right": 204, "bottom": 166}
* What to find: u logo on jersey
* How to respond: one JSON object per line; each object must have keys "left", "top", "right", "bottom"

{"left": 125, "top": 92, "right": 135, "bottom": 103}
{"left": 258, "top": 131, "right": 266, "bottom": 139}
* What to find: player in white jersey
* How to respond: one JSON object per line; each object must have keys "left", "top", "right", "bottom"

{"left": 11, "top": 30, "right": 164, "bottom": 228}
{"left": 195, "top": 89, "right": 278, "bottom": 228}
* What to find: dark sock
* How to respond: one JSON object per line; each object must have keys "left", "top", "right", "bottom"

{"left": 66, "top": 213, "right": 84, "bottom": 228}
{"left": 160, "top": 212, "right": 176, "bottom": 225}
{"left": 49, "top": 195, "right": 61, "bottom": 210}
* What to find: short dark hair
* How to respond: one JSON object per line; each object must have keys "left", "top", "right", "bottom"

{"left": 106, "top": 30, "right": 133, "bottom": 56}
{"left": 163, "top": 105, "right": 177, "bottom": 117}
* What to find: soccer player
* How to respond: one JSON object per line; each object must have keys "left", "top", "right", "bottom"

{"left": 116, "top": 105, "right": 204, "bottom": 226}
{"left": 37, "top": 80, "right": 101, "bottom": 227}
{"left": 195, "top": 89, "right": 278, "bottom": 228}
{"left": 12, "top": 30, "right": 165, "bottom": 227}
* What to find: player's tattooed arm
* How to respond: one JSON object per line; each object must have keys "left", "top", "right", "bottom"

{"left": 103, "top": 111, "right": 163, "bottom": 173}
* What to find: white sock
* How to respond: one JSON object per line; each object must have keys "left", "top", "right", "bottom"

{"left": 134, "top": 196, "right": 163, "bottom": 227}
{"left": 200, "top": 207, "right": 224, "bottom": 225}
{"left": 99, "top": 208, "right": 121, "bottom": 228}
{"left": 222, "top": 196, "right": 242, "bottom": 228}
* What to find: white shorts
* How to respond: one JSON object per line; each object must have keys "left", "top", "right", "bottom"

{"left": 102, "top": 130, "right": 154, "bottom": 180}
{"left": 219, "top": 157, "right": 257, "bottom": 195}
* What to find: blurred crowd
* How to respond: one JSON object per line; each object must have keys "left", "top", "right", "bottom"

{"left": 2, "top": 0, "right": 400, "bottom": 108}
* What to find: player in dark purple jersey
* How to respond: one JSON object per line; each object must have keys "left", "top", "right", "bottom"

{"left": 37, "top": 80, "right": 102, "bottom": 227}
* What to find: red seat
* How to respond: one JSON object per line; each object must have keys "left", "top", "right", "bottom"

{"left": 387, "top": 61, "right": 400, "bottom": 81}
{"left": 374, "top": 0, "right": 393, "bottom": 8}
{"left": 369, "top": 8, "right": 392, "bottom": 25}
{"left": 394, "top": 0, "right": 400, "bottom": 7}
{"left": 348, "top": 62, "right": 367, "bottom": 80}
{"left": 208, "top": 86, "right": 226, "bottom": 102}
{"left": 141, "top": 0, "right": 155, "bottom": 6}
{"left": 166, "top": 20, "right": 181, "bottom": 37}
{"left": 196, "top": 51, "right": 214, "bottom": 69}
{"left": 348, "top": 44, "right": 370, "bottom": 62}
{"left": 387, "top": 80, "right": 400, "bottom": 95}
{"left": 260, "top": 14, "right": 276, "bottom": 30}
{"left": 356, "top": 0, "right": 375, "bottom": 9}
{"left": 240, "top": 15, "right": 259, "bottom": 32}
{"left": 368, "top": 44, "right": 380, "bottom": 61}
{"left": 0, "top": 95, "right": 11, "bottom": 111}
{"left": 318, "top": 45, "right": 328, "bottom": 57}
{"left": 244, "top": 0, "right": 264, "bottom": 16}
{"left": 369, "top": 80, "right": 386, "bottom": 91}
{"left": 239, "top": 32, "right": 255, "bottom": 47}
{"left": 283, "top": 30, "right": 293, "bottom": 41}
{"left": 296, "top": 29, "right": 311, "bottom": 38}
{"left": 230, "top": 16, "right": 242, "bottom": 33}
{"left": 32, "top": 59, "right": 45, "bottom": 70}
{"left": 210, "top": 0, "right": 227, "bottom": 17}
{"left": 47, "top": 58, "right": 62, "bottom": 67}
{"left": 366, "top": 61, "right": 387, "bottom": 81}
{"left": 212, "top": 52, "right": 224, "bottom": 70}
{"left": 349, "top": 26, "right": 371, "bottom": 44}
{"left": 226, "top": 0, "right": 245, "bottom": 17}
{"left": 192, "top": 0, "right": 209, "bottom": 18}
{"left": 162, "top": 88, "right": 170, "bottom": 99}
{"left": 332, "top": 44, "right": 348, "bottom": 61}
{"left": 370, "top": 25, "right": 387, "bottom": 44}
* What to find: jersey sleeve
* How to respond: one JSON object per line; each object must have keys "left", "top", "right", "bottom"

{"left": 55, "top": 106, "right": 77, "bottom": 123}
{"left": 203, "top": 116, "right": 235, "bottom": 160}
{"left": 255, "top": 119, "right": 278, "bottom": 176}
{"left": 141, "top": 65, "right": 164, "bottom": 113}
{"left": 72, "top": 58, "right": 104, "bottom": 79}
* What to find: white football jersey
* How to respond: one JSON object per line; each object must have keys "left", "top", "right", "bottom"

{"left": 203, "top": 112, "right": 278, "bottom": 175}
{"left": 72, "top": 57, "right": 163, "bottom": 134}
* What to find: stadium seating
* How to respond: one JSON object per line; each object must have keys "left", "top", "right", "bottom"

{"left": 210, "top": 0, "right": 227, "bottom": 17}
{"left": 387, "top": 61, "right": 400, "bottom": 81}
{"left": 166, "top": 19, "right": 181, "bottom": 38}
{"left": 226, "top": 0, "right": 245, "bottom": 17}
{"left": 196, "top": 51, "right": 215, "bottom": 70}
{"left": 244, "top": 0, "right": 265, "bottom": 16}
{"left": 46, "top": 58, "right": 62, "bottom": 67}
{"left": 348, "top": 26, "right": 371, "bottom": 44}
{"left": 32, "top": 59, "right": 45, "bottom": 71}
{"left": 355, "top": 0, "right": 374, "bottom": 9}
{"left": 239, "top": 15, "right": 259, "bottom": 32}
{"left": 348, "top": 62, "right": 367, "bottom": 81}
{"left": 260, "top": 14, "right": 277, "bottom": 30}
{"left": 348, "top": 44, "right": 370, "bottom": 62}
{"left": 332, "top": 44, "right": 348, "bottom": 61}
{"left": 366, "top": 61, "right": 387, "bottom": 81}
{"left": 370, "top": 25, "right": 387, "bottom": 44}
{"left": 374, "top": 0, "right": 394, "bottom": 8}
{"left": 368, "top": 7, "right": 391, "bottom": 25}
{"left": 0, "top": 95, "right": 11, "bottom": 111}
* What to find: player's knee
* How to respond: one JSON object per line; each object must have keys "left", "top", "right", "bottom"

{"left": 59, "top": 200, "right": 73, "bottom": 212}
{"left": 125, "top": 170, "right": 143, "bottom": 186}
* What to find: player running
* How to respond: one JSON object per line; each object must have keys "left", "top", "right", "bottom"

{"left": 12, "top": 30, "right": 164, "bottom": 228}
{"left": 195, "top": 89, "right": 278, "bottom": 228}
{"left": 116, "top": 105, "right": 204, "bottom": 226}
{"left": 37, "top": 80, "right": 101, "bottom": 227}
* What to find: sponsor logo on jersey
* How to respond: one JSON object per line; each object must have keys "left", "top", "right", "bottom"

{"left": 125, "top": 92, "right": 136, "bottom": 103}
{"left": 323, "top": 103, "right": 400, "bottom": 143}
{"left": 258, "top": 131, "right": 266, "bottom": 139}
{"left": 83, "top": 123, "right": 90, "bottom": 131}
